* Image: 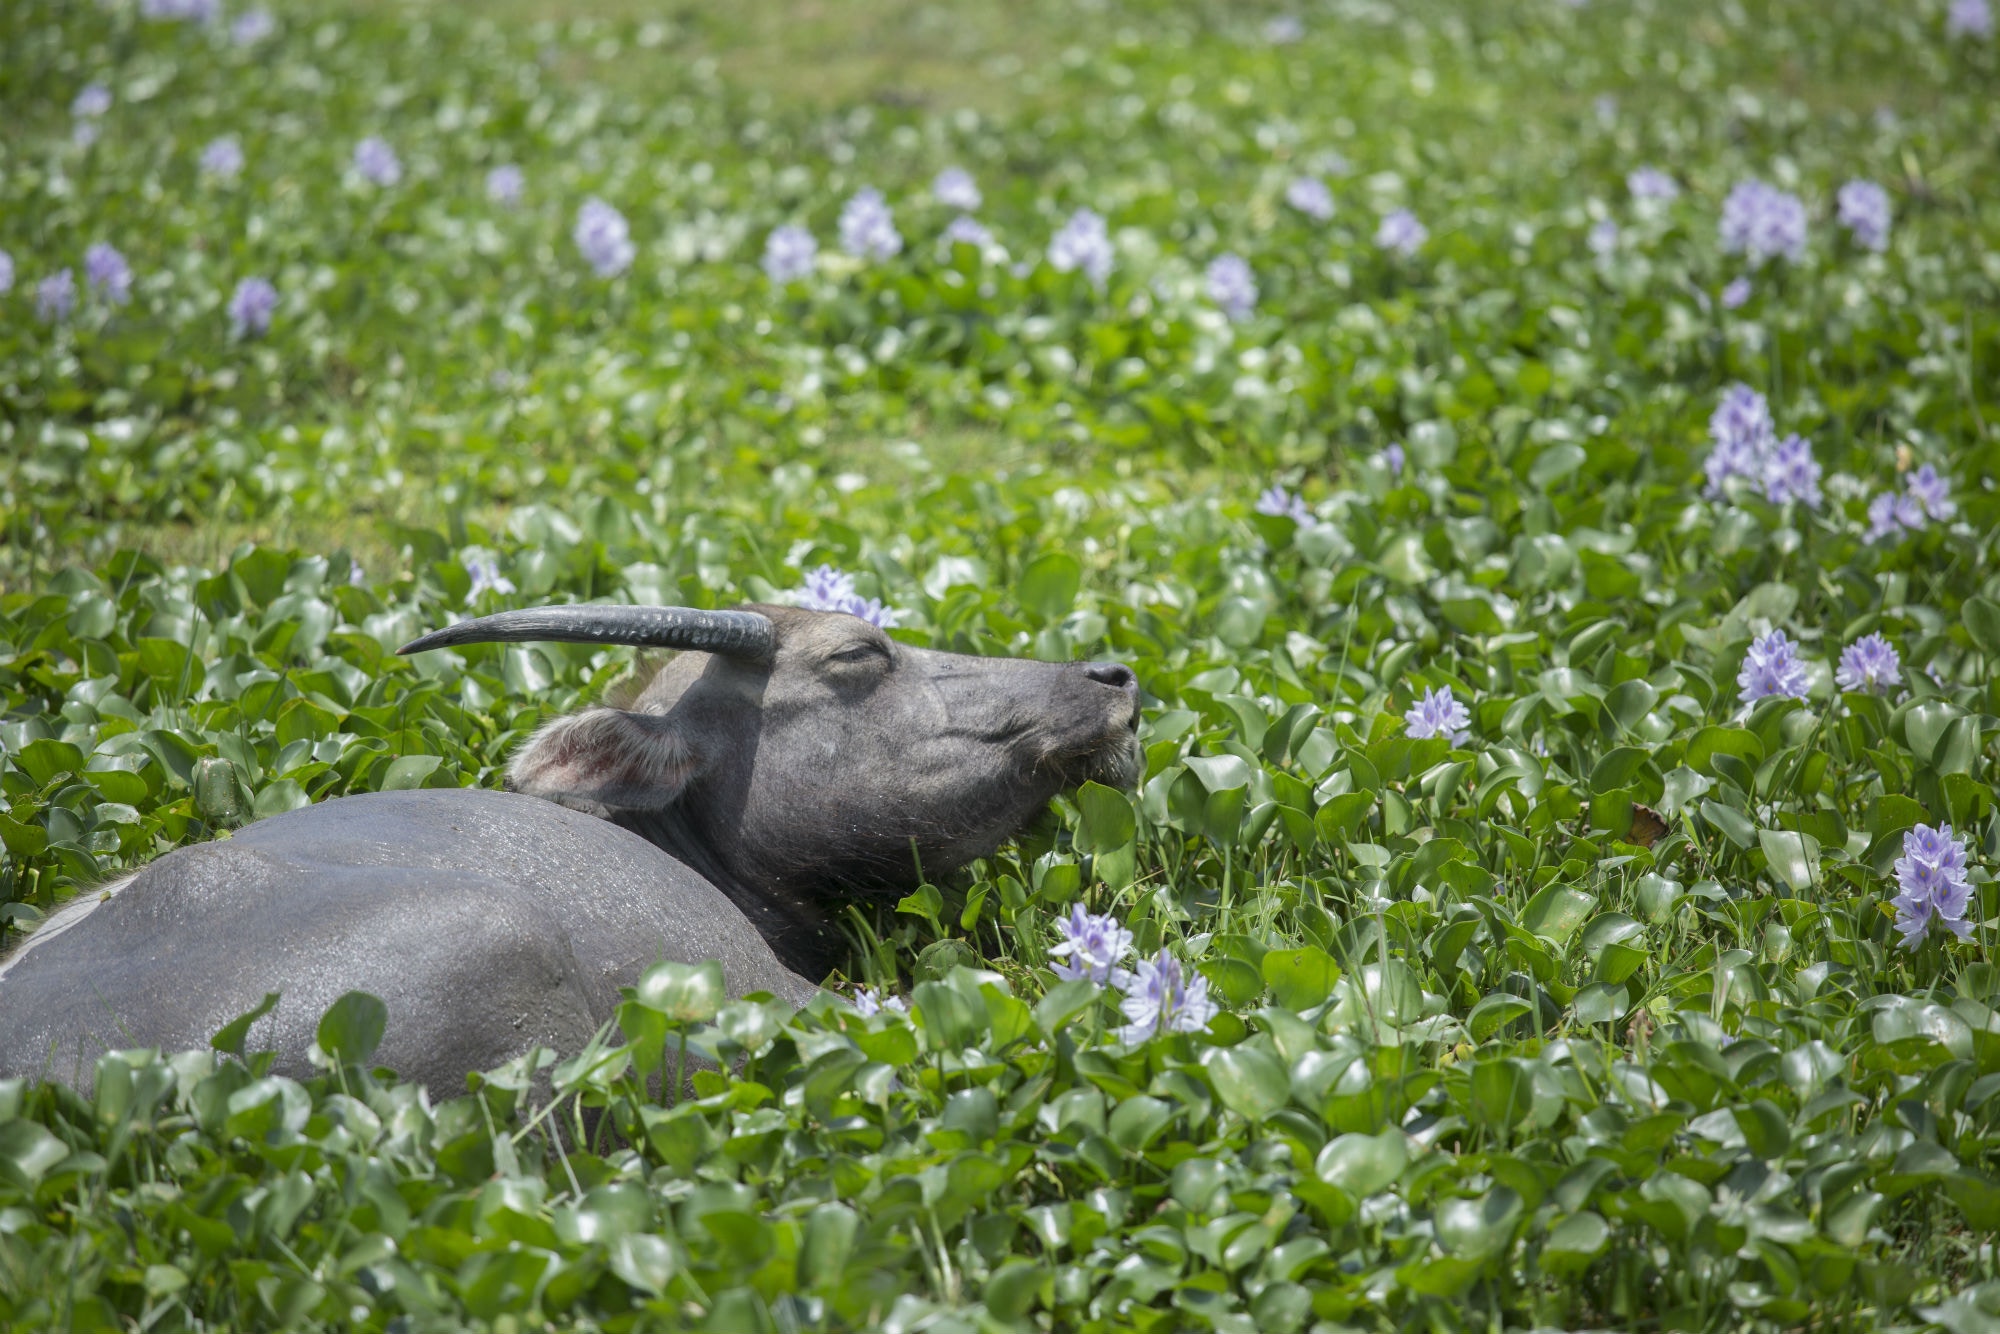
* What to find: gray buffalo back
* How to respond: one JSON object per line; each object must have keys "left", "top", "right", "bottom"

{"left": 0, "top": 789, "right": 815, "bottom": 1093}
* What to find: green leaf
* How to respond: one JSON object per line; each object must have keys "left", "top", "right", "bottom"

{"left": 633, "top": 960, "right": 726, "bottom": 1024}
{"left": 1966, "top": 597, "right": 2000, "bottom": 658}
{"left": 1758, "top": 829, "right": 1821, "bottom": 892}
{"left": 211, "top": 992, "right": 282, "bottom": 1058}
{"left": 0, "top": 1120, "right": 71, "bottom": 1188}
{"left": 1435, "top": 1187, "right": 1524, "bottom": 1259}
{"left": 380, "top": 753, "right": 444, "bottom": 790}
{"left": 1468, "top": 992, "right": 1533, "bottom": 1042}
{"left": 1700, "top": 799, "right": 1757, "bottom": 849}
{"left": 1314, "top": 1130, "right": 1408, "bottom": 1195}
{"left": 609, "top": 1233, "right": 676, "bottom": 1297}
{"left": 1519, "top": 883, "right": 1595, "bottom": 945}
{"left": 1074, "top": 781, "right": 1135, "bottom": 852}
{"left": 1262, "top": 946, "right": 1339, "bottom": 1011}
{"left": 1589, "top": 745, "right": 1649, "bottom": 794}
{"left": 316, "top": 991, "right": 389, "bottom": 1065}
{"left": 1201, "top": 1045, "right": 1290, "bottom": 1121}
{"left": 1018, "top": 551, "right": 1082, "bottom": 622}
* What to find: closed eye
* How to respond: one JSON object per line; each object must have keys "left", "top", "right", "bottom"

{"left": 828, "top": 642, "right": 890, "bottom": 664}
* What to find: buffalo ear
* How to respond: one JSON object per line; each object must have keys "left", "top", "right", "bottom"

{"left": 507, "top": 708, "right": 697, "bottom": 812}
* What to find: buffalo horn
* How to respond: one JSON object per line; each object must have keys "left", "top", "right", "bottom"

{"left": 397, "top": 605, "right": 775, "bottom": 658}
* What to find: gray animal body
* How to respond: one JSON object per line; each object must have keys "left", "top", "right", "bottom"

{"left": 0, "top": 603, "right": 1140, "bottom": 1092}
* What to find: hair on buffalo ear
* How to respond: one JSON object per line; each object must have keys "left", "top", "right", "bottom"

{"left": 507, "top": 708, "right": 696, "bottom": 812}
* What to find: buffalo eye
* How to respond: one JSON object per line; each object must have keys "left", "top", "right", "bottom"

{"left": 826, "top": 640, "right": 891, "bottom": 666}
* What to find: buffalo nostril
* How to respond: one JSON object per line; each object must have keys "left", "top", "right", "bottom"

{"left": 1083, "top": 661, "right": 1139, "bottom": 694}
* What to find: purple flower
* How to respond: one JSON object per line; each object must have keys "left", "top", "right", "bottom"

{"left": 1255, "top": 485, "right": 1312, "bottom": 525}
{"left": 0, "top": 250, "right": 12, "bottom": 295}
{"left": 1114, "top": 950, "right": 1218, "bottom": 1044}
{"left": 84, "top": 243, "right": 132, "bottom": 306}
{"left": 73, "top": 121, "right": 101, "bottom": 151}
{"left": 1866, "top": 490, "right": 1928, "bottom": 543}
{"left": 200, "top": 134, "right": 244, "bottom": 180}
{"left": 1380, "top": 442, "right": 1406, "bottom": 476}
{"left": 353, "top": 137, "right": 402, "bottom": 187}
{"left": 1587, "top": 219, "right": 1620, "bottom": 257}
{"left": 141, "top": 0, "right": 218, "bottom": 18}
{"left": 1835, "top": 633, "right": 1901, "bottom": 694}
{"left": 72, "top": 84, "right": 112, "bottom": 119}
{"left": 36, "top": 270, "right": 76, "bottom": 323}
{"left": 1376, "top": 209, "right": 1427, "bottom": 257}
{"left": 1892, "top": 824, "right": 1974, "bottom": 948}
{"left": 1049, "top": 905, "right": 1134, "bottom": 985}
{"left": 941, "top": 215, "right": 995, "bottom": 254}
{"left": 465, "top": 556, "right": 516, "bottom": 599}
{"left": 852, "top": 986, "right": 907, "bottom": 1017}
{"left": 227, "top": 277, "right": 277, "bottom": 338}
{"left": 1737, "top": 629, "right": 1810, "bottom": 706}
{"left": 1721, "top": 276, "right": 1752, "bottom": 309}
{"left": 1627, "top": 167, "right": 1680, "bottom": 203}
{"left": 797, "top": 564, "right": 901, "bottom": 629}
{"left": 1906, "top": 464, "right": 1955, "bottom": 521}
{"left": 230, "top": 8, "right": 275, "bottom": 44}
{"left": 931, "top": 167, "right": 981, "bottom": 211}
{"left": 1263, "top": 14, "right": 1305, "bottom": 43}
{"left": 763, "top": 224, "right": 817, "bottom": 282}
{"left": 1836, "top": 180, "right": 1891, "bottom": 252}
{"left": 486, "top": 165, "right": 524, "bottom": 207}
{"left": 1404, "top": 686, "right": 1472, "bottom": 745}
{"left": 1285, "top": 176, "right": 1335, "bottom": 221}
{"left": 838, "top": 187, "right": 902, "bottom": 261}
{"left": 1947, "top": 0, "right": 1994, "bottom": 38}
{"left": 1048, "top": 208, "right": 1114, "bottom": 287}
{"left": 1206, "top": 253, "right": 1257, "bottom": 321}
{"left": 1763, "top": 434, "right": 1822, "bottom": 508}
{"left": 573, "top": 197, "right": 635, "bottom": 278}
{"left": 1704, "top": 383, "right": 1777, "bottom": 496}
{"left": 1719, "top": 179, "right": 1808, "bottom": 265}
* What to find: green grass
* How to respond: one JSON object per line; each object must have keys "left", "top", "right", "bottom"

{"left": 3, "top": 0, "right": 2000, "bottom": 1329}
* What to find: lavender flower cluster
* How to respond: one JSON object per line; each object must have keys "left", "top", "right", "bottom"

{"left": 1718, "top": 179, "right": 1808, "bottom": 266}
{"left": 1701, "top": 384, "right": 1821, "bottom": 506}
{"left": 1892, "top": 824, "right": 1975, "bottom": 948}
{"left": 1048, "top": 208, "right": 1115, "bottom": 287}
{"left": 1738, "top": 628, "right": 1912, "bottom": 706}
{"left": 1049, "top": 906, "right": 1219, "bottom": 1045}
{"left": 1403, "top": 686, "right": 1472, "bottom": 745}
{"left": 1866, "top": 464, "right": 1955, "bottom": 542}
{"left": 797, "top": 565, "right": 902, "bottom": 629}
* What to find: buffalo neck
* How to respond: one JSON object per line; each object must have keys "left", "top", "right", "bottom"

{"left": 609, "top": 807, "right": 850, "bottom": 983}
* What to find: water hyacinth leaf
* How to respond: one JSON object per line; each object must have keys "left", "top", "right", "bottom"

{"left": 1519, "top": 884, "right": 1595, "bottom": 946}
{"left": 210, "top": 992, "right": 282, "bottom": 1058}
{"left": 1469, "top": 993, "right": 1533, "bottom": 1042}
{"left": 1589, "top": 746, "right": 1649, "bottom": 794}
{"left": 379, "top": 754, "right": 444, "bottom": 790}
{"left": 1074, "top": 781, "right": 1136, "bottom": 853}
{"left": 1469, "top": 1059, "right": 1534, "bottom": 1130}
{"left": 1435, "top": 1187, "right": 1524, "bottom": 1259}
{"left": 1965, "top": 598, "right": 2000, "bottom": 658}
{"left": 1018, "top": 551, "right": 1082, "bottom": 622}
{"left": 1201, "top": 1045, "right": 1290, "bottom": 1122}
{"left": 633, "top": 960, "right": 726, "bottom": 1023}
{"left": 1262, "top": 946, "right": 1339, "bottom": 1011}
{"left": 1314, "top": 1130, "right": 1407, "bottom": 1196}
{"left": 609, "top": 1233, "right": 676, "bottom": 1297}
{"left": 1701, "top": 800, "right": 1757, "bottom": 849}
{"left": 0, "top": 1120, "right": 71, "bottom": 1187}
{"left": 315, "top": 991, "right": 388, "bottom": 1066}
{"left": 1572, "top": 982, "right": 1629, "bottom": 1026}
{"left": 1758, "top": 829, "right": 1821, "bottom": 891}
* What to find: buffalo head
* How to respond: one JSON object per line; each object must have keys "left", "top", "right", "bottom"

{"left": 400, "top": 603, "right": 1140, "bottom": 975}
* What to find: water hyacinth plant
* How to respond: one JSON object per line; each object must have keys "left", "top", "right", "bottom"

{"left": 1718, "top": 178, "right": 1808, "bottom": 264}
{"left": 573, "top": 197, "right": 636, "bottom": 278}
{"left": 1835, "top": 633, "right": 1902, "bottom": 694}
{"left": 1737, "top": 628, "right": 1811, "bottom": 705}
{"left": 1, "top": 2, "right": 1998, "bottom": 1329}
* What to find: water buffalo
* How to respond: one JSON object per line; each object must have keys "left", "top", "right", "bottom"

{"left": 0, "top": 603, "right": 1141, "bottom": 1092}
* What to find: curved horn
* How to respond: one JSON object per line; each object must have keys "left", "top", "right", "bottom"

{"left": 397, "top": 605, "right": 775, "bottom": 659}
